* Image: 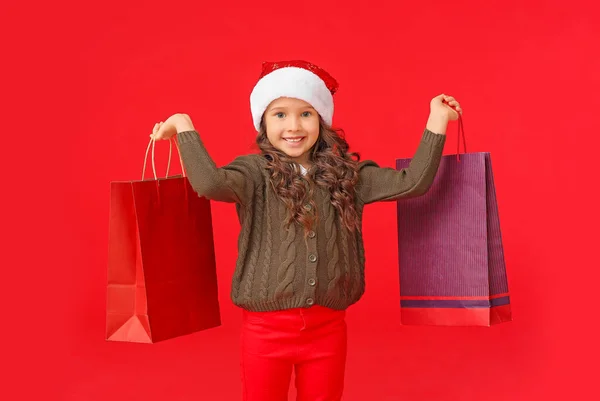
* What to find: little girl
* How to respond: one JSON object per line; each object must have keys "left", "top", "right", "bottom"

{"left": 151, "top": 60, "right": 462, "bottom": 401}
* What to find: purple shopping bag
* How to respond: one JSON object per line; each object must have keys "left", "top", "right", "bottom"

{"left": 395, "top": 117, "right": 512, "bottom": 326}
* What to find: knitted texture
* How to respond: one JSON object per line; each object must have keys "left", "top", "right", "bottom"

{"left": 177, "top": 129, "right": 446, "bottom": 311}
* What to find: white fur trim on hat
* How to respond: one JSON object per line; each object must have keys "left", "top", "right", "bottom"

{"left": 250, "top": 66, "right": 334, "bottom": 131}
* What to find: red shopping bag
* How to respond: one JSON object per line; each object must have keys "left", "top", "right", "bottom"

{"left": 106, "top": 138, "right": 220, "bottom": 343}
{"left": 395, "top": 116, "right": 512, "bottom": 326}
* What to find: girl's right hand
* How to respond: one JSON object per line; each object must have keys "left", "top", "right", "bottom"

{"left": 150, "top": 113, "right": 195, "bottom": 141}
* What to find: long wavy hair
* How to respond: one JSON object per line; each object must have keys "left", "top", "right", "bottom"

{"left": 256, "top": 116, "right": 361, "bottom": 236}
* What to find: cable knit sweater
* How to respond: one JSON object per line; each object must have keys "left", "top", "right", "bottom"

{"left": 177, "top": 129, "right": 446, "bottom": 312}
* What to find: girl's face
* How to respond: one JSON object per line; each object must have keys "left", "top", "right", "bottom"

{"left": 263, "top": 97, "right": 320, "bottom": 166}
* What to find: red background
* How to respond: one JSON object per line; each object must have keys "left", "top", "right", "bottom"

{"left": 2, "top": 0, "right": 599, "bottom": 400}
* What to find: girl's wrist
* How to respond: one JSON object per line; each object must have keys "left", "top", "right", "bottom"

{"left": 426, "top": 113, "right": 449, "bottom": 135}
{"left": 174, "top": 114, "right": 196, "bottom": 133}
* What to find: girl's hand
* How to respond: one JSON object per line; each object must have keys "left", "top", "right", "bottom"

{"left": 150, "top": 113, "right": 195, "bottom": 141}
{"left": 430, "top": 94, "right": 462, "bottom": 121}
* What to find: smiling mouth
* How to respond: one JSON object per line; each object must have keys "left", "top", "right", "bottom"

{"left": 283, "top": 137, "right": 305, "bottom": 143}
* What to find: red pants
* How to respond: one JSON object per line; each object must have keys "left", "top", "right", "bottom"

{"left": 240, "top": 305, "right": 347, "bottom": 401}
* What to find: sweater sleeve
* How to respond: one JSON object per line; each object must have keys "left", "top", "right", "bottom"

{"left": 176, "top": 130, "right": 259, "bottom": 205}
{"left": 355, "top": 128, "right": 446, "bottom": 205}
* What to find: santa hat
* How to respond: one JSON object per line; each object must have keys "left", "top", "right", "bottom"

{"left": 249, "top": 60, "right": 339, "bottom": 131}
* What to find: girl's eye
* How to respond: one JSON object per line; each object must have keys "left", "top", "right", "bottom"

{"left": 275, "top": 112, "right": 285, "bottom": 118}
{"left": 302, "top": 111, "right": 311, "bottom": 117}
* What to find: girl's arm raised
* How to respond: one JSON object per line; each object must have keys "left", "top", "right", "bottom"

{"left": 152, "top": 114, "right": 259, "bottom": 205}
{"left": 355, "top": 94, "right": 462, "bottom": 205}
{"left": 355, "top": 128, "right": 446, "bottom": 204}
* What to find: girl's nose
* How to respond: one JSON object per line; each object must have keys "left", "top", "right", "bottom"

{"left": 287, "top": 116, "right": 301, "bottom": 132}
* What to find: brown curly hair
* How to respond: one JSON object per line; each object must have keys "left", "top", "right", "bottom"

{"left": 256, "top": 117, "right": 361, "bottom": 237}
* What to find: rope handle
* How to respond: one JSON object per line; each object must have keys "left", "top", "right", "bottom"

{"left": 455, "top": 114, "right": 466, "bottom": 162}
{"left": 442, "top": 99, "right": 467, "bottom": 162}
{"left": 142, "top": 136, "right": 186, "bottom": 180}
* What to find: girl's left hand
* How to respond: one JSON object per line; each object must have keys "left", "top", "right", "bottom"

{"left": 430, "top": 94, "right": 463, "bottom": 121}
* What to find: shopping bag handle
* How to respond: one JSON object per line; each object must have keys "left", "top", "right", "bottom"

{"left": 442, "top": 98, "right": 467, "bottom": 162}
{"left": 455, "top": 114, "right": 466, "bottom": 162}
{"left": 142, "top": 137, "right": 186, "bottom": 180}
